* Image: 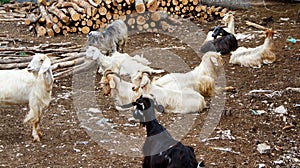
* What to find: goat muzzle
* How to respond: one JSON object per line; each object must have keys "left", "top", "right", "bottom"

{"left": 132, "top": 86, "right": 139, "bottom": 92}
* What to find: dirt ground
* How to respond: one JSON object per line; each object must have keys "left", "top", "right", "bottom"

{"left": 0, "top": 1, "right": 299, "bottom": 168}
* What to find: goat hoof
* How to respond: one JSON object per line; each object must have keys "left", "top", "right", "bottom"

{"left": 32, "top": 136, "right": 41, "bottom": 142}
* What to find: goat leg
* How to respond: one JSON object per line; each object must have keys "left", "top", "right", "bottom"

{"left": 31, "top": 110, "right": 42, "bottom": 142}
{"left": 32, "top": 119, "right": 41, "bottom": 142}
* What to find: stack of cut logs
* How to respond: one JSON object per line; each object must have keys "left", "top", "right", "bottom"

{"left": 0, "top": 40, "right": 94, "bottom": 79}
{"left": 10, "top": 0, "right": 229, "bottom": 37}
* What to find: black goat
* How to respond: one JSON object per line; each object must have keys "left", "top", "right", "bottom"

{"left": 200, "top": 26, "right": 238, "bottom": 55}
{"left": 123, "top": 96, "right": 204, "bottom": 168}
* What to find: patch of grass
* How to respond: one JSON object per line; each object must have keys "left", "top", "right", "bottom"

{"left": 0, "top": 0, "right": 10, "bottom": 4}
{"left": 19, "top": 52, "right": 28, "bottom": 56}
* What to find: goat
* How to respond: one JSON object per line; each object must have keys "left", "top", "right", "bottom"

{"left": 200, "top": 26, "right": 238, "bottom": 55}
{"left": 132, "top": 72, "right": 206, "bottom": 113}
{"left": 87, "top": 19, "right": 128, "bottom": 55}
{"left": 0, "top": 54, "right": 54, "bottom": 142}
{"left": 203, "top": 11, "right": 235, "bottom": 43}
{"left": 100, "top": 70, "right": 141, "bottom": 110}
{"left": 125, "top": 96, "right": 203, "bottom": 168}
{"left": 86, "top": 46, "right": 164, "bottom": 76}
{"left": 229, "top": 29, "right": 276, "bottom": 68}
{"left": 222, "top": 11, "right": 235, "bottom": 35}
{"left": 153, "top": 51, "right": 224, "bottom": 97}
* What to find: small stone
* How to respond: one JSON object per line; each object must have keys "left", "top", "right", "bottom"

{"left": 257, "top": 143, "right": 271, "bottom": 154}
{"left": 273, "top": 160, "right": 284, "bottom": 165}
{"left": 274, "top": 105, "right": 287, "bottom": 114}
{"left": 256, "top": 110, "right": 267, "bottom": 115}
{"left": 88, "top": 108, "right": 101, "bottom": 113}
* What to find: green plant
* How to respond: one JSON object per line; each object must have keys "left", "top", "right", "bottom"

{"left": 19, "top": 52, "right": 28, "bottom": 56}
{"left": 0, "top": 0, "right": 10, "bottom": 4}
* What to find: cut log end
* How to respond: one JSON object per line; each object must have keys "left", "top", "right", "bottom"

{"left": 81, "top": 26, "right": 90, "bottom": 34}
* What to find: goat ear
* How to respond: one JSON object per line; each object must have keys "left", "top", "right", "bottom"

{"left": 210, "top": 56, "right": 219, "bottom": 67}
{"left": 43, "top": 69, "right": 54, "bottom": 92}
{"left": 38, "top": 58, "right": 51, "bottom": 74}
{"left": 39, "top": 59, "right": 53, "bottom": 92}
{"left": 108, "top": 76, "right": 116, "bottom": 88}
{"left": 140, "top": 74, "right": 149, "bottom": 87}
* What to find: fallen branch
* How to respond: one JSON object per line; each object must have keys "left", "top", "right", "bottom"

{"left": 0, "top": 18, "right": 26, "bottom": 22}
{"left": 0, "top": 37, "right": 34, "bottom": 44}
{"left": 54, "top": 59, "right": 96, "bottom": 79}
{"left": 0, "top": 46, "right": 84, "bottom": 54}
{"left": 0, "top": 61, "right": 29, "bottom": 70}
{"left": 286, "top": 87, "right": 300, "bottom": 93}
{"left": 51, "top": 52, "right": 85, "bottom": 64}
{"left": 245, "top": 20, "right": 268, "bottom": 30}
{"left": 208, "top": 147, "right": 240, "bottom": 155}
{"left": 51, "top": 57, "right": 85, "bottom": 71}
{"left": 0, "top": 56, "right": 33, "bottom": 64}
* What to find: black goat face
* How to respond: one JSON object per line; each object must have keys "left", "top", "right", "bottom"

{"left": 132, "top": 96, "right": 157, "bottom": 123}
{"left": 135, "top": 96, "right": 151, "bottom": 110}
{"left": 212, "top": 26, "right": 228, "bottom": 39}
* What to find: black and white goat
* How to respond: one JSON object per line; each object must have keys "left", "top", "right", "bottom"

{"left": 122, "top": 96, "right": 203, "bottom": 168}
{"left": 200, "top": 26, "right": 238, "bottom": 55}
{"left": 203, "top": 11, "right": 235, "bottom": 42}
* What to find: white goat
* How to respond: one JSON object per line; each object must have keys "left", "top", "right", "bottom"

{"left": 0, "top": 54, "right": 53, "bottom": 142}
{"left": 222, "top": 11, "right": 235, "bottom": 35}
{"left": 86, "top": 46, "right": 164, "bottom": 76}
{"left": 203, "top": 11, "right": 235, "bottom": 42}
{"left": 229, "top": 29, "right": 276, "bottom": 68}
{"left": 100, "top": 70, "right": 141, "bottom": 110}
{"left": 152, "top": 51, "right": 224, "bottom": 96}
{"left": 132, "top": 72, "right": 206, "bottom": 114}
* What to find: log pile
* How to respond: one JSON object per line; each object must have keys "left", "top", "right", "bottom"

{"left": 0, "top": 1, "right": 35, "bottom": 22}
{"left": 0, "top": 40, "right": 91, "bottom": 79}
{"left": 0, "top": 0, "right": 231, "bottom": 37}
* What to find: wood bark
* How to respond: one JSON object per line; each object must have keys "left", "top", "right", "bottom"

{"left": 39, "top": 4, "right": 53, "bottom": 28}
{"left": 15, "top": 0, "right": 231, "bottom": 37}
{"left": 25, "top": 13, "right": 41, "bottom": 25}
{"left": 67, "top": 7, "right": 80, "bottom": 21}
{"left": 48, "top": 6, "right": 70, "bottom": 24}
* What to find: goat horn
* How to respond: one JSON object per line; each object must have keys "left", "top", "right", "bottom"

{"left": 103, "top": 69, "right": 113, "bottom": 76}
{"left": 104, "top": 70, "right": 122, "bottom": 81}
{"left": 141, "top": 71, "right": 151, "bottom": 76}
